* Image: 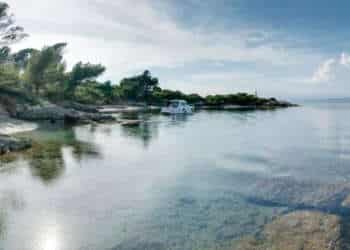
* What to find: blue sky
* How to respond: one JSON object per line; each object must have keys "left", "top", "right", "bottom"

{"left": 7, "top": 0, "right": 350, "bottom": 98}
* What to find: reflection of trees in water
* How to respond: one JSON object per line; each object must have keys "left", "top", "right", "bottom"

{"left": 70, "top": 141, "right": 101, "bottom": 161}
{"left": 119, "top": 113, "right": 192, "bottom": 147}
{"left": 120, "top": 113, "right": 159, "bottom": 148}
{"left": 24, "top": 129, "right": 100, "bottom": 184}
{"left": 27, "top": 141, "right": 65, "bottom": 183}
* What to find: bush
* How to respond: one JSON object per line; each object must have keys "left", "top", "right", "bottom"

{"left": 74, "top": 83, "right": 105, "bottom": 105}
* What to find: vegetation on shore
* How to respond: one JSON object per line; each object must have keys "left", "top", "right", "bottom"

{"left": 0, "top": 2, "right": 294, "bottom": 113}
{"left": 0, "top": 1, "right": 296, "bottom": 155}
{"left": 1, "top": 42, "right": 289, "bottom": 108}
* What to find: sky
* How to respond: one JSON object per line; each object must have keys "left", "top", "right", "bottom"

{"left": 6, "top": 0, "right": 350, "bottom": 98}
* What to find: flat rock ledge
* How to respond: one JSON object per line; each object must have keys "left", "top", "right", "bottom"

{"left": 247, "top": 177, "right": 350, "bottom": 214}
{"left": 0, "top": 134, "right": 31, "bottom": 155}
{"left": 60, "top": 101, "right": 100, "bottom": 113}
{"left": 237, "top": 211, "right": 342, "bottom": 250}
{"left": 15, "top": 105, "right": 115, "bottom": 124}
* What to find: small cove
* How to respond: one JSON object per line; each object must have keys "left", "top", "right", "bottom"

{"left": 1, "top": 102, "right": 350, "bottom": 249}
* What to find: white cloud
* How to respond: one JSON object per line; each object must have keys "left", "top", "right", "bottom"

{"left": 340, "top": 53, "right": 350, "bottom": 67}
{"left": 310, "top": 52, "right": 350, "bottom": 84}
{"left": 311, "top": 58, "right": 336, "bottom": 83}
{"left": 8, "top": 1, "right": 316, "bottom": 75}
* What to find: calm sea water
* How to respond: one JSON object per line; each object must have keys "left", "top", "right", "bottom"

{"left": 1, "top": 101, "right": 350, "bottom": 250}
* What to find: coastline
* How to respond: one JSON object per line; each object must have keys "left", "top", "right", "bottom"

{"left": 0, "top": 115, "right": 38, "bottom": 135}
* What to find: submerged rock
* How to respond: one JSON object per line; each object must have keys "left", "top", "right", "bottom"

{"left": 236, "top": 211, "right": 342, "bottom": 250}
{"left": 247, "top": 177, "right": 350, "bottom": 214}
{"left": 112, "top": 240, "right": 166, "bottom": 250}
{"left": 0, "top": 134, "right": 31, "bottom": 155}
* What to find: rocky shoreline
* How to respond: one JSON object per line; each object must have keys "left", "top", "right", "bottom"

{"left": 0, "top": 101, "right": 117, "bottom": 156}
{"left": 0, "top": 134, "right": 31, "bottom": 155}
{"left": 15, "top": 104, "right": 116, "bottom": 124}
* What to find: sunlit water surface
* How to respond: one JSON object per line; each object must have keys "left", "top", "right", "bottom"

{"left": 1, "top": 102, "right": 350, "bottom": 250}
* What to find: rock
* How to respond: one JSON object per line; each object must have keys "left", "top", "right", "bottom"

{"left": 79, "top": 112, "right": 115, "bottom": 123}
{"left": 0, "top": 134, "right": 31, "bottom": 155}
{"left": 120, "top": 120, "right": 141, "bottom": 127}
{"left": 237, "top": 211, "right": 342, "bottom": 250}
{"left": 247, "top": 177, "right": 350, "bottom": 214}
{"left": 16, "top": 105, "right": 115, "bottom": 124}
{"left": 16, "top": 106, "right": 73, "bottom": 120}
{"left": 61, "top": 101, "right": 100, "bottom": 113}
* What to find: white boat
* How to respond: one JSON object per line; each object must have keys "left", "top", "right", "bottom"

{"left": 161, "top": 100, "right": 194, "bottom": 114}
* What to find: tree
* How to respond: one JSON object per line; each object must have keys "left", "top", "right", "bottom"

{"left": 139, "top": 70, "right": 159, "bottom": 100}
{"left": 23, "top": 43, "right": 67, "bottom": 95}
{"left": 74, "top": 81, "right": 106, "bottom": 104}
{"left": 185, "top": 93, "right": 204, "bottom": 104}
{"left": 119, "top": 70, "right": 159, "bottom": 102}
{"left": 12, "top": 48, "right": 37, "bottom": 69}
{"left": 98, "top": 80, "right": 113, "bottom": 103}
{"left": 66, "top": 62, "right": 105, "bottom": 97}
{"left": 0, "top": 2, "right": 27, "bottom": 46}
{"left": 0, "top": 63, "right": 19, "bottom": 88}
{"left": 0, "top": 45, "right": 10, "bottom": 63}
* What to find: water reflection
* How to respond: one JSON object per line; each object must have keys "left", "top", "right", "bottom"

{"left": 169, "top": 114, "right": 189, "bottom": 124}
{"left": 0, "top": 190, "right": 26, "bottom": 240}
{"left": 3, "top": 127, "right": 101, "bottom": 184}
{"left": 34, "top": 219, "right": 61, "bottom": 250}
{"left": 27, "top": 141, "right": 66, "bottom": 183}
{"left": 2, "top": 104, "right": 350, "bottom": 249}
{"left": 120, "top": 113, "right": 160, "bottom": 148}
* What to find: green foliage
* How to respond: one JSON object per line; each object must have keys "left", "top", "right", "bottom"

{"left": 0, "top": 46, "right": 10, "bottom": 63}
{"left": 12, "top": 48, "right": 38, "bottom": 69}
{"left": 205, "top": 93, "right": 261, "bottom": 106}
{"left": 0, "top": 63, "right": 19, "bottom": 88}
{"left": 74, "top": 81, "right": 106, "bottom": 105}
{"left": 111, "top": 85, "right": 123, "bottom": 103}
{"left": 98, "top": 81, "right": 113, "bottom": 103}
{"left": 150, "top": 89, "right": 185, "bottom": 103}
{"left": 150, "top": 90, "right": 263, "bottom": 106}
{"left": 149, "top": 88, "right": 204, "bottom": 105}
{"left": 23, "top": 43, "right": 67, "bottom": 95}
{"left": 44, "top": 80, "right": 65, "bottom": 102}
{"left": 186, "top": 93, "right": 204, "bottom": 103}
{"left": 119, "top": 70, "right": 159, "bottom": 102}
{"left": 66, "top": 62, "right": 105, "bottom": 96}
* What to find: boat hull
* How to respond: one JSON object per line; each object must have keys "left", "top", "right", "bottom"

{"left": 161, "top": 107, "right": 193, "bottom": 114}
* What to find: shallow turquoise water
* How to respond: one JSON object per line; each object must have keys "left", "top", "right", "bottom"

{"left": 1, "top": 102, "right": 350, "bottom": 250}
